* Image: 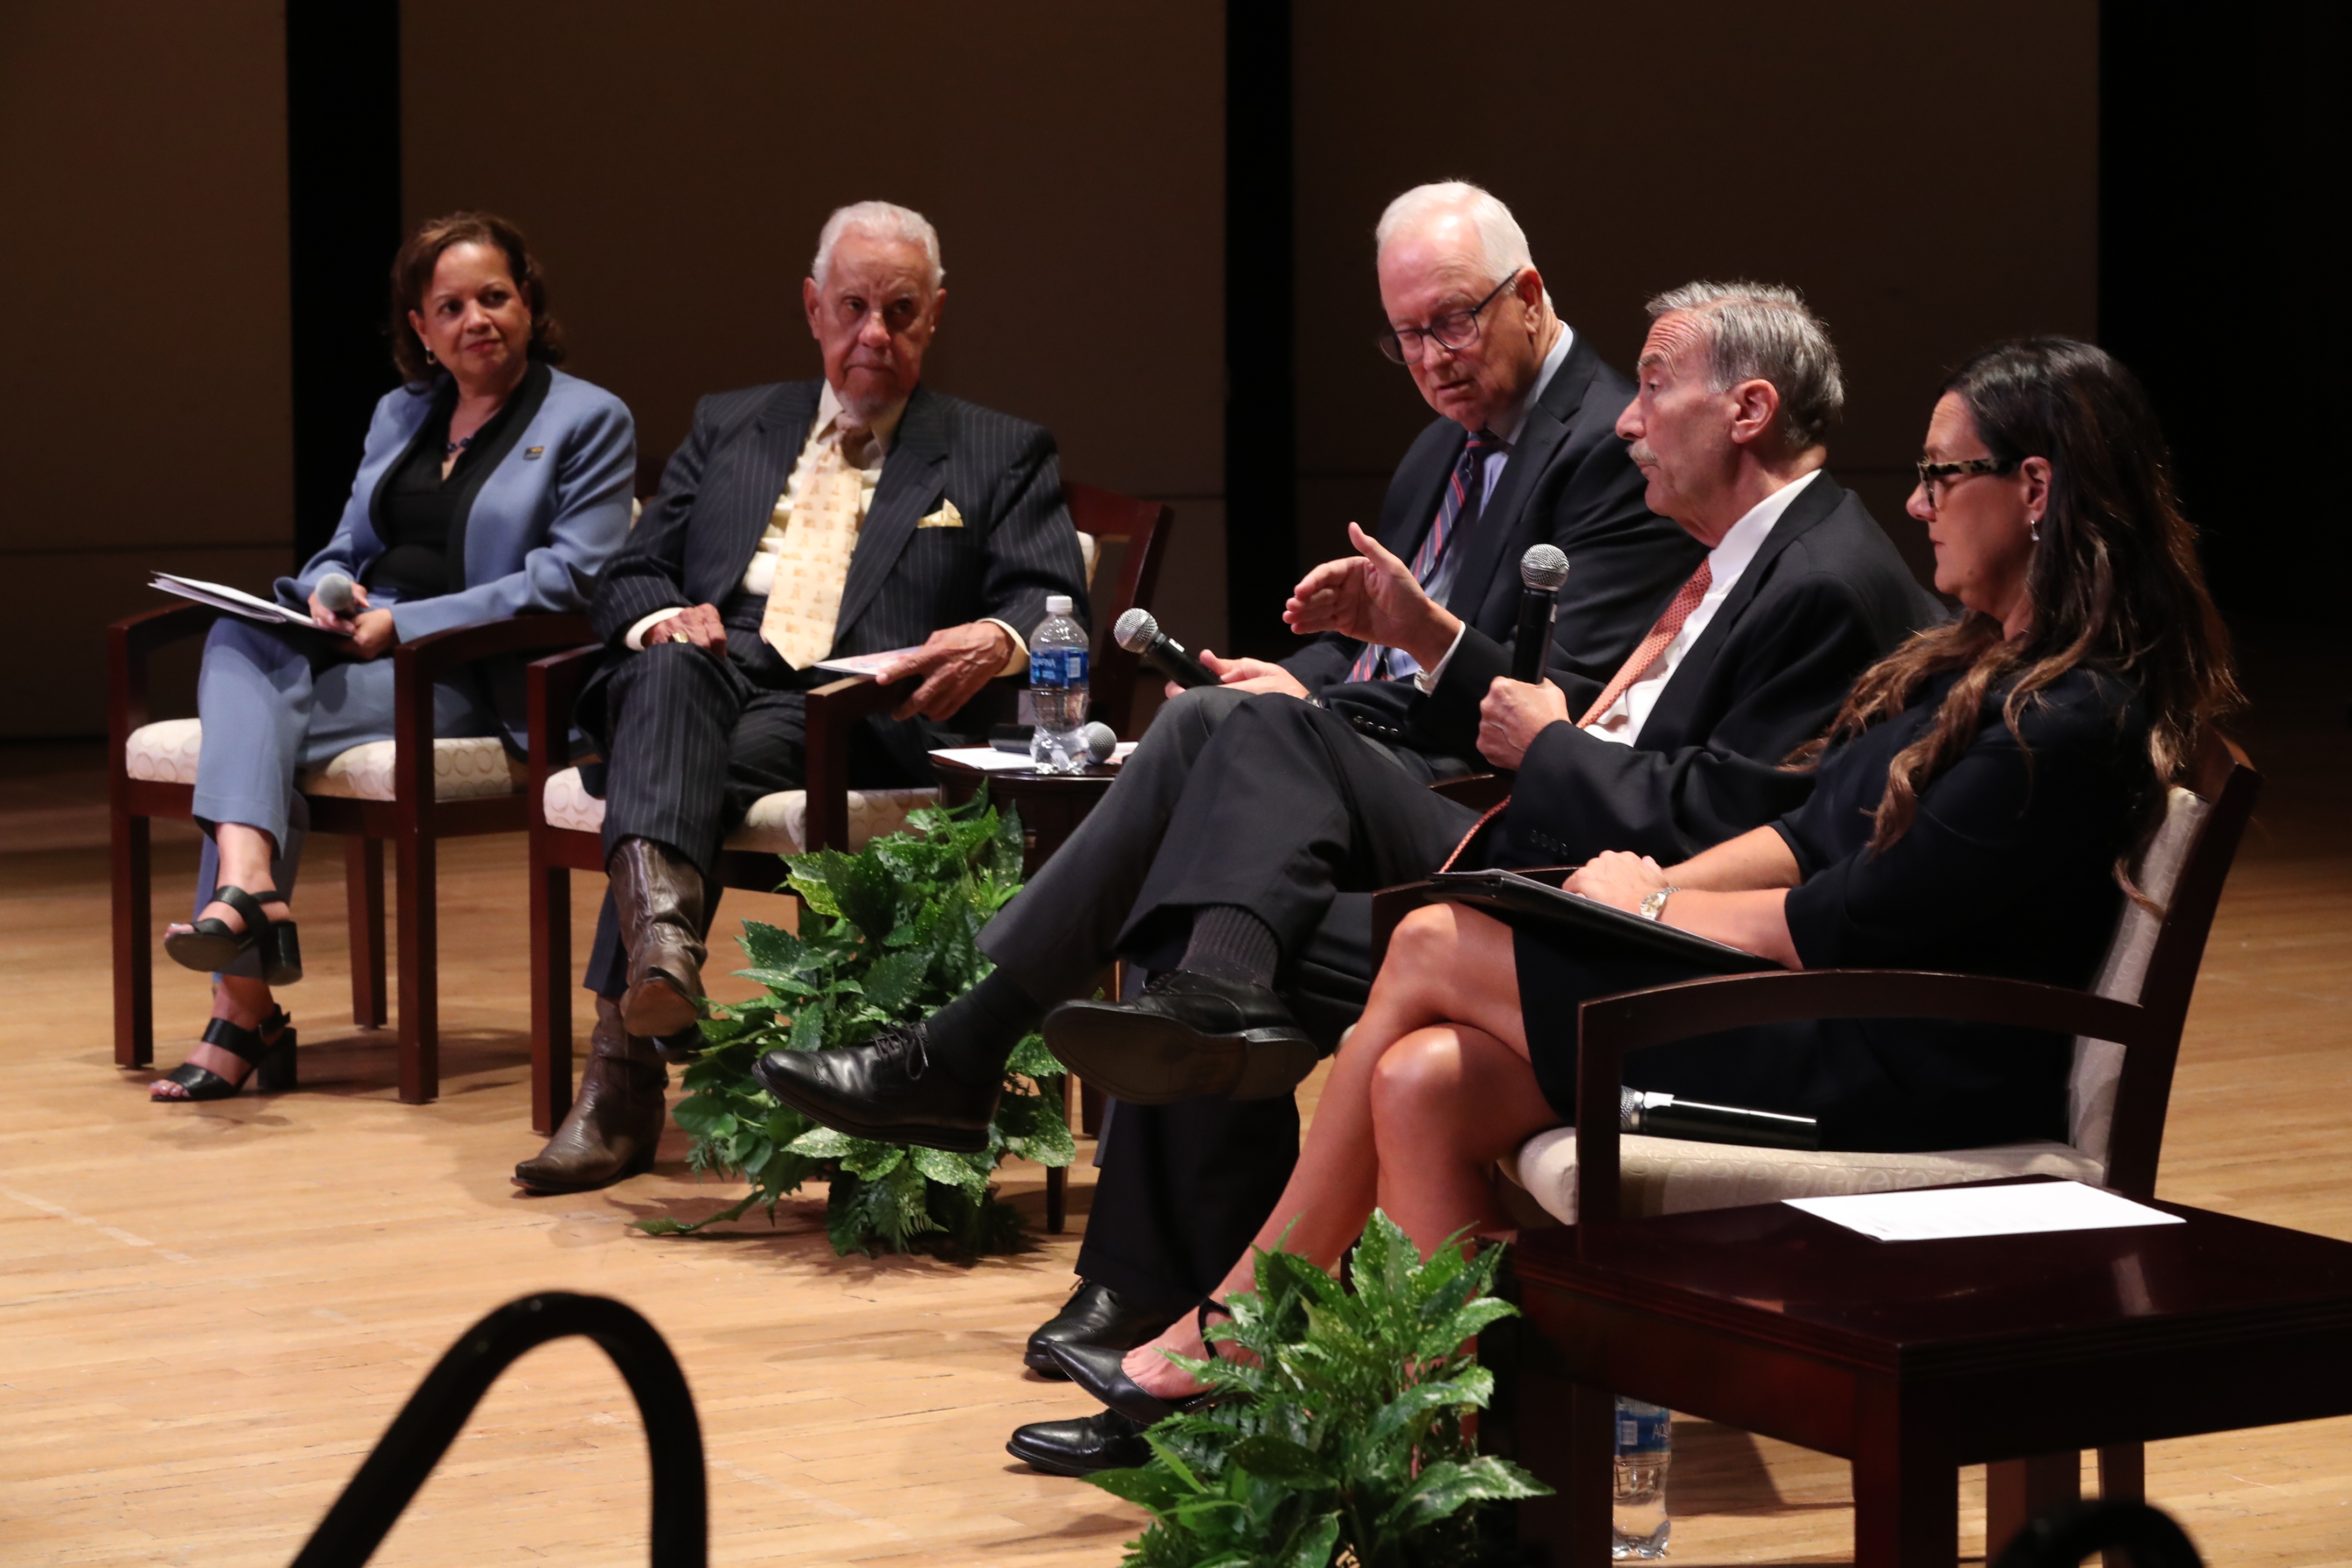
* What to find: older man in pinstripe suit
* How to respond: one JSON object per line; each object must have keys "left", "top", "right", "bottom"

{"left": 516, "top": 201, "right": 1089, "bottom": 1193}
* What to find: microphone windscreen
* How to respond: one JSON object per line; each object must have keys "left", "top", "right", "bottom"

{"left": 316, "top": 572, "right": 356, "bottom": 613}
{"left": 1519, "top": 545, "right": 1570, "bottom": 592}
{"left": 1113, "top": 607, "right": 1157, "bottom": 653}
{"left": 1081, "top": 721, "right": 1119, "bottom": 762}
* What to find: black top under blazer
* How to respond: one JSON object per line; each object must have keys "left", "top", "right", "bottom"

{"left": 582, "top": 379, "right": 1090, "bottom": 778}
{"left": 1279, "top": 333, "right": 1703, "bottom": 763}
{"left": 1516, "top": 663, "right": 2150, "bottom": 1151}
{"left": 1475, "top": 471, "right": 1945, "bottom": 868}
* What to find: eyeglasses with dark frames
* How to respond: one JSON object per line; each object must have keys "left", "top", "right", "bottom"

{"left": 1914, "top": 454, "right": 2019, "bottom": 506}
{"left": 1377, "top": 270, "right": 1522, "bottom": 365}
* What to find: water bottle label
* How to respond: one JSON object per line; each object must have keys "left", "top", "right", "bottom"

{"left": 1029, "top": 648, "right": 1088, "bottom": 686}
{"left": 1614, "top": 1404, "right": 1671, "bottom": 1454}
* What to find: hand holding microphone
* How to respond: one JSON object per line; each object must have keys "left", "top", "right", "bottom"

{"left": 310, "top": 571, "right": 397, "bottom": 660}
{"left": 1478, "top": 545, "right": 1573, "bottom": 769}
{"left": 1115, "top": 608, "right": 1217, "bottom": 690}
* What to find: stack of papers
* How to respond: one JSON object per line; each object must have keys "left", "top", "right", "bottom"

{"left": 1784, "top": 1180, "right": 2183, "bottom": 1242}
{"left": 929, "top": 744, "right": 1136, "bottom": 772}
{"left": 151, "top": 572, "right": 348, "bottom": 635}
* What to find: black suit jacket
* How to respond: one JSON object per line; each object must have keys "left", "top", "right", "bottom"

{"left": 583, "top": 379, "right": 1089, "bottom": 776}
{"left": 1479, "top": 470, "right": 1943, "bottom": 865}
{"left": 1280, "top": 333, "right": 1701, "bottom": 764}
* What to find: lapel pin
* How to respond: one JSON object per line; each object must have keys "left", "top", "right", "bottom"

{"left": 523, "top": 445, "right": 545, "bottom": 460}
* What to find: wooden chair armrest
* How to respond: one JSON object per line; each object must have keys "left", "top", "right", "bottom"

{"left": 527, "top": 643, "right": 607, "bottom": 801}
{"left": 1428, "top": 771, "right": 1510, "bottom": 810}
{"left": 802, "top": 674, "right": 919, "bottom": 853}
{"left": 108, "top": 603, "right": 226, "bottom": 753}
{"left": 387, "top": 614, "right": 592, "bottom": 810}
{"left": 1572, "top": 969, "right": 2151, "bottom": 1240}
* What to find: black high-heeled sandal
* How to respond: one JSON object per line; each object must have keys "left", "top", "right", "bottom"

{"left": 150, "top": 1008, "right": 298, "bottom": 1102}
{"left": 163, "top": 886, "right": 303, "bottom": 985}
{"left": 1047, "top": 1298, "right": 1234, "bottom": 1424}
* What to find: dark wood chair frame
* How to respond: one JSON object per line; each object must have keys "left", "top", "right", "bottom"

{"left": 109, "top": 603, "right": 595, "bottom": 1103}
{"left": 523, "top": 485, "right": 1174, "bottom": 1235}
{"left": 1367, "top": 732, "right": 2260, "bottom": 1562}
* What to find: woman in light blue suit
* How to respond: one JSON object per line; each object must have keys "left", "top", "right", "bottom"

{"left": 154, "top": 212, "right": 634, "bottom": 1101}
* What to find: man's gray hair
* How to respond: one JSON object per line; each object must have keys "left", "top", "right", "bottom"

{"left": 1647, "top": 280, "right": 1844, "bottom": 450}
{"left": 811, "top": 200, "right": 944, "bottom": 291}
{"left": 1374, "top": 180, "right": 1534, "bottom": 283}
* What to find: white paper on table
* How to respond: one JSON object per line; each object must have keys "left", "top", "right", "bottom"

{"left": 1783, "top": 1180, "right": 2185, "bottom": 1242}
{"left": 929, "top": 744, "right": 1137, "bottom": 773}
{"left": 814, "top": 646, "right": 926, "bottom": 676}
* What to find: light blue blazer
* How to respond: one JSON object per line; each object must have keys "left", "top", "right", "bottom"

{"left": 276, "top": 361, "right": 635, "bottom": 739}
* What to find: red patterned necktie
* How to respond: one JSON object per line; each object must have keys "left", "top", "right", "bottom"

{"left": 1348, "top": 428, "right": 1497, "bottom": 683}
{"left": 1436, "top": 557, "right": 1716, "bottom": 872}
{"left": 1575, "top": 560, "right": 1713, "bottom": 727}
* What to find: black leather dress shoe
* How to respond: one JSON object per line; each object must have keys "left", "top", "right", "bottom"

{"left": 1025, "top": 1281, "right": 1185, "bottom": 1377}
{"left": 1044, "top": 971, "right": 1319, "bottom": 1104}
{"left": 752, "top": 1023, "right": 999, "bottom": 1153}
{"left": 1006, "top": 1409, "right": 1151, "bottom": 1476}
{"left": 1046, "top": 1340, "right": 1216, "bottom": 1425}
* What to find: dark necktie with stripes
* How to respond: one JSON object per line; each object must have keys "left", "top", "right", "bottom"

{"left": 1348, "top": 427, "right": 1499, "bottom": 683}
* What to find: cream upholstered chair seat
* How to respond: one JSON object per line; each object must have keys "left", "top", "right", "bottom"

{"left": 123, "top": 717, "right": 526, "bottom": 803}
{"left": 540, "top": 765, "right": 936, "bottom": 855}
{"left": 1509, "top": 784, "right": 2210, "bottom": 1224}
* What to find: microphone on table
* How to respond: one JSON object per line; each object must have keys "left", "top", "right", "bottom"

{"left": 1510, "top": 545, "right": 1571, "bottom": 684}
{"left": 1080, "top": 722, "right": 1119, "bottom": 765}
{"left": 1114, "top": 608, "right": 1217, "bottom": 691}
{"left": 316, "top": 571, "right": 358, "bottom": 615}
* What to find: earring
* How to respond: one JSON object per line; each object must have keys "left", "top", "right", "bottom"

{"left": 2029, "top": 515, "right": 2042, "bottom": 543}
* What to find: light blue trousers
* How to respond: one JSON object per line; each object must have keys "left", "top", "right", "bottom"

{"left": 189, "top": 617, "right": 499, "bottom": 976}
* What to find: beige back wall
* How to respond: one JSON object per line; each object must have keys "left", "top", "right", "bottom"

{"left": 1291, "top": 0, "right": 2099, "bottom": 586}
{"left": 2, "top": 1, "right": 293, "bottom": 739}
{"left": 400, "top": 0, "right": 1230, "bottom": 675}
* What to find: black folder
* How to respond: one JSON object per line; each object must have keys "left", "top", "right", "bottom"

{"left": 1424, "top": 869, "right": 1779, "bottom": 975}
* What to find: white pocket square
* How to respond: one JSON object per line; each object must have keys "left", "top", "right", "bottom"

{"left": 917, "top": 500, "right": 965, "bottom": 529}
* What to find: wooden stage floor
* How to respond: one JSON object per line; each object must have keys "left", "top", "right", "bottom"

{"left": 5, "top": 635, "right": 2348, "bottom": 1566}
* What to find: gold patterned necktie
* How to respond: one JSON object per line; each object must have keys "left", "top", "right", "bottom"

{"left": 758, "top": 424, "right": 874, "bottom": 669}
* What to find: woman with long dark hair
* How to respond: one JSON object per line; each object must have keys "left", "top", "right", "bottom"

{"left": 150, "top": 212, "right": 633, "bottom": 1101}
{"left": 1057, "top": 337, "right": 2238, "bottom": 1415}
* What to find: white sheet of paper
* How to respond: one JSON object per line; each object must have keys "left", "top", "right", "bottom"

{"left": 814, "top": 646, "right": 927, "bottom": 676}
{"left": 151, "top": 572, "right": 349, "bottom": 634}
{"left": 929, "top": 744, "right": 1136, "bottom": 773}
{"left": 1783, "top": 1180, "right": 2185, "bottom": 1242}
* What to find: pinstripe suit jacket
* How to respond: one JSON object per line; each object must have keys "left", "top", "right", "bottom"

{"left": 583, "top": 379, "right": 1089, "bottom": 777}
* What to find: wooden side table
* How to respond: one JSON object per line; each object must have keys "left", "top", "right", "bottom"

{"left": 1504, "top": 1182, "right": 2352, "bottom": 1566}
{"left": 932, "top": 754, "right": 1123, "bottom": 1232}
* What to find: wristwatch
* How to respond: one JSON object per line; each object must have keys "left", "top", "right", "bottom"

{"left": 1637, "top": 886, "right": 1678, "bottom": 922}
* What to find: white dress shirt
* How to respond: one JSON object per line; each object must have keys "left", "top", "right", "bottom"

{"left": 1582, "top": 467, "right": 1823, "bottom": 746}
{"left": 1395, "top": 323, "right": 1575, "bottom": 688}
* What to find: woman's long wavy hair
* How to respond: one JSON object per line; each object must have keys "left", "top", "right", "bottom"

{"left": 1795, "top": 338, "right": 2237, "bottom": 857}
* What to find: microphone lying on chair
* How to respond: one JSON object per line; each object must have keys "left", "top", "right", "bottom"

{"left": 1620, "top": 1087, "right": 1821, "bottom": 1150}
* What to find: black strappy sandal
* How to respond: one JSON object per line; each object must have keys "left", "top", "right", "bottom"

{"left": 163, "top": 886, "right": 303, "bottom": 985}
{"left": 150, "top": 1008, "right": 298, "bottom": 1102}
{"left": 1046, "top": 1298, "right": 1235, "bottom": 1424}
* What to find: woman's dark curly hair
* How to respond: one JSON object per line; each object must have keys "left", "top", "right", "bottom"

{"left": 1793, "top": 337, "right": 2238, "bottom": 858}
{"left": 389, "top": 211, "right": 566, "bottom": 384}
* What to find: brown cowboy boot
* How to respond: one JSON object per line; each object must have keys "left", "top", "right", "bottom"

{"left": 512, "top": 995, "right": 669, "bottom": 1193}
{"left": 608, "top": 836, "right": 708, "bottom": 1037}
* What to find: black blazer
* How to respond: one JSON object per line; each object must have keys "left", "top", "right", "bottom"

{"left": 1482, "top": 471, "right": 1944, "bottom": 865}
{"left": 584, "top": 379, "right": 1089, "bottom": 775}
{"left": 1280, "top": 332, "right": 1700, "bottom": 762}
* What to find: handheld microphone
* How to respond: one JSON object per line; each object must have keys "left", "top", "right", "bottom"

{"left": 1114, "top": 608, "right": 1217, "bottom": 690}
{"left": 1620, "top": 1087, "right": 1821, "bottom": 1151}
{"left": 316, "top": 571, "right": 358, "bottom": 614}
{"left": 1080, "top": 721, "right": 1119, "bottom": 764}
{"left": 1510, "top": 545, "right": 1570, "bottom": 684}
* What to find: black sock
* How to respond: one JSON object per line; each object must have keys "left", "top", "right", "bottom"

{"left": 1178, "top": 905, "right": 1280, "bottom": 989}
{"left": 921, "top": 967, "right": 1048, "bottom": 1087}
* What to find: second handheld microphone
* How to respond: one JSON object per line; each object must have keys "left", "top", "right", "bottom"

{"left": 1114, "top": 608, "right": 1218, "bottom": 690}
{"left": 1510, "top": 545, "right": 1570, "bottom": 683}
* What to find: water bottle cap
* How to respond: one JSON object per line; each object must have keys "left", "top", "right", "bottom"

{"left": 1045, "top": 594, "right": 1073, "bottom": 615}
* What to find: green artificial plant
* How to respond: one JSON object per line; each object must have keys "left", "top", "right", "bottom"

{"left": 636, "top": 788, "right": 1074, "bottom": 1256}
{"left": 1089, "top": 1209, "right": 1550, "bottom": 1567}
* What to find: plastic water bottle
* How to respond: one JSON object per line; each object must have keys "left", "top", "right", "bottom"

{"left": 1612, "top": 1398, "right": 1671, "bottom": 1559}
{"left": 1028, "top": 594, "right": 1089, "bottom": 773}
